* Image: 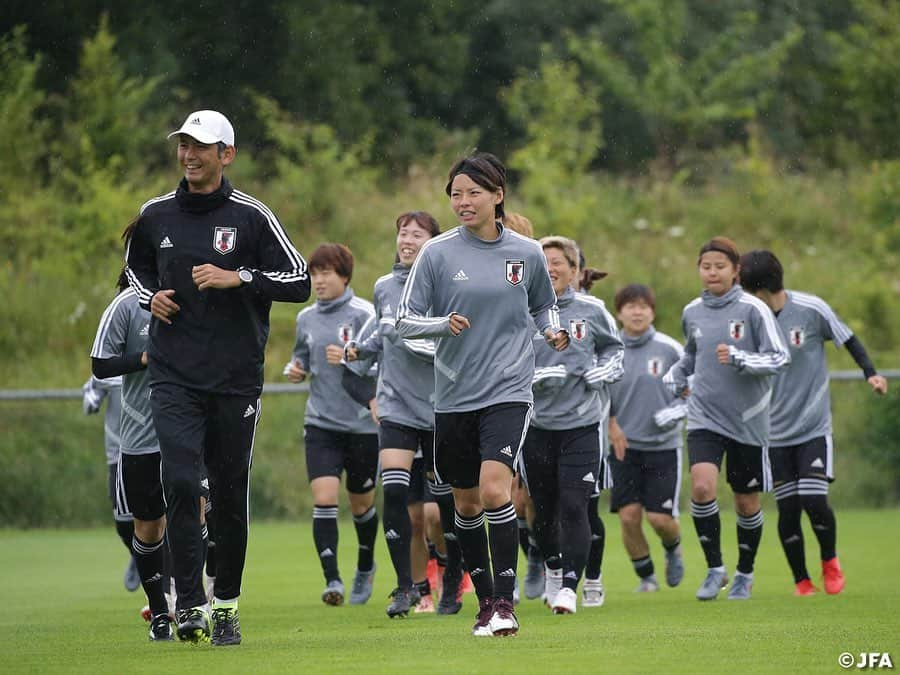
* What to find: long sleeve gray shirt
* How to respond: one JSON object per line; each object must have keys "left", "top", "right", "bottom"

{"left": 292, "top": 288, "right": 377, "bottom": 434}
{"left": 396, "top": 224, "right": 559, "bottom": 413}
{"left": 609, "top": 326, "right": 686, "bottom": 451}
{"left": 90, "top": 289, "right": 158, "bottom": 455}
{"left": 664, "top": 284, "right": 790, "bottom": 446}
{"left": 531, "top": 288, "right": 623, "bottom": 430}
{"left": 353, "top": 263, "right": 436, "bottom": 430}
{"left": 769, "top": 290, "right": 853, "bottom": 446}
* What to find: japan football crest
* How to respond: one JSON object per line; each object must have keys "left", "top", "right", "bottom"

{"left": 338, "top": 324, "right": 354, "bottom": 343}
{"left": 789, "top": 327, "right": 805, "bottom": 346}
{"left": 213, "top": 227, "right": 237, "bottom": 254}
{"left": 647, "top": 357, "right": 663, "bottom": 377}
{"left": 728, "top": 320, "right": 745, "bottom": 341}
{"left": 569, "top": 319, "right": 587, "bottom": 341}
{"left": 505, "top": 259, "right": 525, "bottom": 286}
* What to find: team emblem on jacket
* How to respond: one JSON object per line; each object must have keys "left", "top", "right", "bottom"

{"left": 569, "top": 319, "right": 587, "bottom": 341}
{"left": 338, "top": 324, "right": 354, "bottom": 343}
{"left": 789, "top": 327, "right": 805, "bottom": 346}
{"left": 728, "top": 320, "right": 745, "bottom": 341}
{"left": 505, "top": 259, "right": 525, "bottom": 286}
{"left": 213, "top": 227, "right": 237, "bottom": 254}
{"left": 647, "top": 357, "right": 663, "bottom": 376}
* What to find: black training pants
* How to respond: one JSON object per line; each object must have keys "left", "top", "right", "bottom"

{"left": 150, "top": 382, "right": 260, "bottom": 609}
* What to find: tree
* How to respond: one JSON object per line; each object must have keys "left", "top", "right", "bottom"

{"left": 568, "top": 0, "right": 802, "bottom": 172}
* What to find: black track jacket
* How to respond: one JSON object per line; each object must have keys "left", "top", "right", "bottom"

{"left": 125, "top": 178, "right": 310, "bottom": 396}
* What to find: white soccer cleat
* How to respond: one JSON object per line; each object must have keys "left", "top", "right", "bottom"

{"left": 551, "top": 587, "right": 577, "bottom": 614}
{"left": 581, "top": 576, "right": 605, "bottom": 608}
{"left": 543, "top": 566, "right": 563, "bottom": 608}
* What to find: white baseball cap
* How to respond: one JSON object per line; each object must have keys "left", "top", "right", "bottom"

{"left": 167, "top": 110, "right": 235, "bottom": 146}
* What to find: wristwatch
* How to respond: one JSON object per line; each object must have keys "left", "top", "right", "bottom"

{"left": 238, "top": 268, "right": 253, "bottom": 285}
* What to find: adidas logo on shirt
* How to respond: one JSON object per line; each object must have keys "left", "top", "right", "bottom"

{"left": 498, "top": 568, "right": 516, "bottom": 577}
{"left": 452, "top": 269, "right": 469, "bottom": 281}
{"left": 499, "top": 446, "right": 513, "bottom": 457}
{"left": 159, "top": 236, "right": 173, "bottom": 248}
{"left": 243, "top": 404, "right": 256, "bottom": 418}
{"left": 320, "top": 548, "right": 334, "bottom": 558}
{"left": 582, "top": 472, "right": 595, "bottom": 483}
{"left": 385, "top": 529, "right": 400, "bottom": 540}
{"left": 810, "top": 457, "right": 825, "bottom": 469}
{"left": 140, "top": 324, "right": 149, "bottom": 336}
{"left": 661, "top": 499, "right": 674, "bottom": 510}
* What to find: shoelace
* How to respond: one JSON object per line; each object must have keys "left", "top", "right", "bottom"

{"left": 211, "top": 608, "right": 234, "bottom": 623}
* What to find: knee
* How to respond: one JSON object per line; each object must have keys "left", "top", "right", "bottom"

{"left": 479, "top": 481, "right": 511, "bottom": 510}
{"left": 618, "top": 505, "right": 643, "bottom": 530}
{"left": 691, "top": 483, "right": 716, "bottom": 503}
{"left": 409, "top": 507, "right": 425, "bottom": 535}
{"left": 646, "top": 512, "right": 673, "bottom": 533}
{"left": 733, "top": 493, "right": 760, "bottom": 517}
{"left": 134, "top": 517, "right": 166, "bottom": 542}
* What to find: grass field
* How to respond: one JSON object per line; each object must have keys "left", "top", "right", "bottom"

{"left": 3, "top": 508, "right": 899, "bottom": 674}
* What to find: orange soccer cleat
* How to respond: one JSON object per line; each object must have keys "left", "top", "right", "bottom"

{"left": 822, "top": 557, "right": 845, "bottom": 595}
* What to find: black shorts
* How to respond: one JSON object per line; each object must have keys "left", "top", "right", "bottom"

{"left": 409, "top": 453, "right": 436, "bottom": 505}
{"left": 434, "top": 403, "right": 531, "bottom": 489}
{"left": 115, "top": 452, "right": 165, "bottom": 522}
{"left": 304, "top": 425, "right": 379, "bottom": 494}
{"left": 609, "top": 449, "right": 681, "bottom": 516}
{"left": 109, "top": 462, "right": 133, "bottom": 521}
{"left": 687, "top": 429, "right": 771, "bottom": 494}
{"left": 520, "top": 424, "right": 601, "bottom": 496}
{"left": 769, "top": 435, "right": 834, "bottom": 483}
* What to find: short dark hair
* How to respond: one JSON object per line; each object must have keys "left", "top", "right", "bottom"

{"left": 614, "top": 284, "right": 656, "bottom": 312}
{"left": 445, "top": 152, "right": 507, "bottom": 220}
{"left": 739, "top": 250, "right": 784, "bottom": 293}
{"left": 309, "top": 243, "right": 354, "bottom": 281}
{"left": 396, "top": 211, "right": 441, "bottom": 237}
{"left": 698, "top": 236, "right": 740, "bottom": 267}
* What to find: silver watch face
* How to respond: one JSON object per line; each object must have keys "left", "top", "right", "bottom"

{"left": 239, "top": 269, "right": 253, "bottom": 283}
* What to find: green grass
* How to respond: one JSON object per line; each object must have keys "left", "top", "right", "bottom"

{"left": 2, "top": 509, "right": 899, "bottom": 673}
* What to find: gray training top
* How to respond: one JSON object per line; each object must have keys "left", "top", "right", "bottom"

{"left": 769, "top": 290, "right": 853, "bottom": 446}
{"left": 396, "top": 224, "right": 560, "bottom": 414}
{"left": 292, "top": 288, "right": 378, "bottom": 434}
{"left": 353, "top": 263, "right": 437, "bottom": 430}
{"left": 664, "top": 284, "right": 790, "bottom": 447}
{"left": 90, "top": 288, "right": 158, "bottom": 455}
{"left": 531, "top": 287, "right": 624, "bottom": 430}
{"left": 609, "top": 326, "right": 686, "bottom": 451}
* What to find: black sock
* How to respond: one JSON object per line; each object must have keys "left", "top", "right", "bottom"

{"left": 775, "top": 486, "right": 809, "bottom": 582}
{"left": 632, "top": 555, "right": 655, "bottom": 580}
{"left": 585, "top": 495, "right": 605, "bottom": 579}
{"left": 115, "top": 519, "right": 134, "bottom": 552}
{"left": 133, "top": 535, "right": 168, "bottom": 615}
{"left": 313, "top": 504, "right": 340, "bottom": 582}
{"left": 485, "top": 503, "right": 518, "bottom": 602}
{"left": 432, "top": 486, "right": 463, "bottom": 578}
{"left": 736, "top": 510, "right": 764, "bottom": 575}
{"left": 691, "top": 499, "right": 722, "bottom": 568}
{"left": 415, "top": 578, "right": 431, "bottom": 597}
{"left": 353, "top": 506, "right": 378, "bottom": 573}
{"left": 516, "top": 518, "right": 531, "bottom": 558}
{"left": 454, "top": 510, "right": 493, "bottom": 601}
{"left": 800, "top": 484, "right": 836, "bottom": 560}
{"left": 663, "top": 535, "right": 681, "bottom": 552}
{"left": 381, "top": 469, "right": 413, "bottom": 588}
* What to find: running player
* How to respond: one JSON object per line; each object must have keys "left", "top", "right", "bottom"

{"left": 739, "top": 249, "right": 888, "bottom": 595}
{"left": 91, "top": 263, "right": 173, "bottom": 640}
{"left": 521, "top": 236, "right": 623, "bottom": 614}
{"left": 608, "top": 284, "right": 686, "bottom": 593}
{"left": 125, "top": 110, "right": 310, "bottom": 645}
{"left": 284, "top": 243, "right": 380, "bottom": 607}
{"left": 664, "top": 237, "right": 790, "bottom": 600}
{"left": 346, "top": 211, "right": 467, "bottom": 617}
{"left": 81, "top": 372, "right": 137, "bottom": 592}
{"left": 397, "top": 152, "right": 568, "bottom": 637}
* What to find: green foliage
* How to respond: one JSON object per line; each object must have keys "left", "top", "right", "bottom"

{"left": 568, "top": 1, "right": 803, "bottom": 170}
{"left": 828, "top": 0, "right": 900, "bottom": 159}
